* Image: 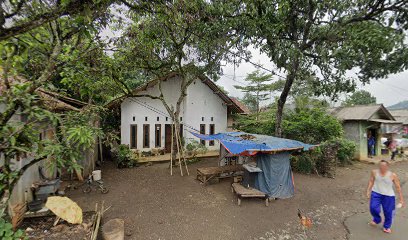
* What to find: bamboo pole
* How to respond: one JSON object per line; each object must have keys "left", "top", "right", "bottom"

{"left": 170, "top": 123, "right": 174, "bottom": 176}
{"left": 177, "top": 129, "right": 189, "bottom": 176}
{"left": 174, "top": 123, "right": 183, "bottom": 176}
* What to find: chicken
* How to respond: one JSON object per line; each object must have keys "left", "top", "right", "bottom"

{"left": 298, "top": 209, "right": 313, "bottom": 228}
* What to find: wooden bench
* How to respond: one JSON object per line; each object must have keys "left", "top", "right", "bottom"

{"left": 196, "top": 165, "right": 244, "bottom": 185}
{"left": 231, "top": 183, "right": 269, "bottom": 206}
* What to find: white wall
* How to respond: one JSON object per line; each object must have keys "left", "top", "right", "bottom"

{"left": 184, "top": 79, "right": 227, "bottom": 151}
{"left": 121, "top": 77, "right": 228, "bottom": 151}
{"left": 121, "top": 76, "right": 185, "bottom": 150}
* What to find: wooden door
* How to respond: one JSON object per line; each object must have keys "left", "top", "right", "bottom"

{"left": 165, "top": 124, "right": 172, "bottom": 153}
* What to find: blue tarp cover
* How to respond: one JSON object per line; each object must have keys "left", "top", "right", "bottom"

{"left": 255, "top": 153, "right": 294, "bottom": 198}
{"left": 190, "top": 131, "right": 313, "bottom": 155}
{"left": 190, "top": 131, "right": 310, "bottom": 198}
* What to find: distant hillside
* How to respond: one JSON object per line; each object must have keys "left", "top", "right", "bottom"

{"left": 388, "top": 100, "right": 408, "bottom": 110}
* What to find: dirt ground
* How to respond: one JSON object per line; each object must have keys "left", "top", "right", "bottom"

{"left": 67, "top": 158, "right": 408, "bottom": 240}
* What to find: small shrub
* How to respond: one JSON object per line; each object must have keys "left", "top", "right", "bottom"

{"left": 291, "top": 153, "right": 315, "bottom": 174}
{"left": 111, "top": 144, "right": 138, "bottom": 168}
{"left": 315, "top": 141, "right": 338, "bottom": 177}
{"left": 185, "top": 140, "right": 208, "bottom": 158}
{"left": 0, "top": 217, "right": 26, "bottom": 240}
{"left": 292, "top": 138, "right": 356, "bottom": 177}
{"left": 335, "top": 138, "right": 356, "bottom": 166}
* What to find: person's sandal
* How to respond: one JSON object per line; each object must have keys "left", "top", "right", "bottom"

{"left": 383, "top": 228, "right": 392, "bottom": 233}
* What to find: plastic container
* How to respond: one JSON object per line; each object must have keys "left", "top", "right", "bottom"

{"left": 92, "top": 170, "right": 102, "bottom": 181}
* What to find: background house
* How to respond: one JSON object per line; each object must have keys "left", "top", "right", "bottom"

{"left": 388, "top": 109, "right": 408, "bottom": 136}
{"left": 120, "top": 74, "right": 248, "bottom": 153}
{"left": 1, "top": 75, "right": 99, "bottom": 210}
{"left": 329, "top": 104, "right": 402, "bottom": 160}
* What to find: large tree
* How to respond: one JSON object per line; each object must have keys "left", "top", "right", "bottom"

{"left": 0, "top": 0, "right": 113, "bottom": 41}
{"left": 234, "top": 70, "right": 280, "bottom": 116}
{"left": 342, "top": 90, "right": 377, "bottom": 106}
{"left": 0, "top": 0, "right": 113, "bottom": 214}
{"left": 116, "top": 0, "right": 242, "bottom": 162}
{"left": 230, "top": 0, "right": 408, "bottom": 136}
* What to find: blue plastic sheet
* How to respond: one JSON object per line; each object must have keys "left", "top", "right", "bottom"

{"left": 190, "top": 131, "right": 307, "bottom": 199}
{"left": 254, "top": 153, "right": 295, "bottom": 198}
{"left": 190, "top": 131, "right": 314, "bottom": 155}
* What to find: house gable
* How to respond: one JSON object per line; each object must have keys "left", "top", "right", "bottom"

{"left": 120, "top": 73, "right": 237, "bottom": 151}
{"left": 329, "top": 104, "right": 395, "bottom": 121}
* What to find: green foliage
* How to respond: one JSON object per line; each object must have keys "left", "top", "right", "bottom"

{"left": 291, "top": 152, "right": 316, "bottom": 174}
{"left": 291, "top": 138, "right": 356, "bottom": 177}
{"left": 234, "top": 70, "right": 278, "bottom": 113}
{"left": 240, "top": 93, "right": 257, "bottom": 113}
{"left": 224, "top": 0, "right": 408, "bottom": 135}
{"left": 342, "top": 90, "right": 377, "bottom": 106}
{"left": 0, "top": 0, "right": 110, "bottom": 213}
{"left": 333, "top": 138, "right": 357, "bottom": 166}
{"left": 0, "top": 217, "right": 26, "bottom": 240}
{"left": 185, "top": 140, "right": 208, "bottom": 158}
{"left": 283, "top": 108, "right": 343, "bottom": 144}
{"left": 235, "top": 97, "right": 343, "bottom": 144}
{"left": 111, "top": 145, "right": 138, "bottom": 168}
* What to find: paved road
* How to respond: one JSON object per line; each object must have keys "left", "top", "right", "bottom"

{"left": 345, "top": 182, "right": 408, "bottom": 240}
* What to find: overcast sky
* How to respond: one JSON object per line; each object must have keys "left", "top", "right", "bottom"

{"left": 217, "top": 48, "right": 408, "bottom": 107}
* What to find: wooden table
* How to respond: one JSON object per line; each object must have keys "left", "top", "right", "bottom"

{"left": 196, "top": 165, "right": 244, "bottom": 185}
{"left": 231, "top": 183, "right": 269, "bottom": 206}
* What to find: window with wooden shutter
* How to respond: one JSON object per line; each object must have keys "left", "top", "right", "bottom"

{"left": 143, "top": 124, "right": 150, "bottom": 148}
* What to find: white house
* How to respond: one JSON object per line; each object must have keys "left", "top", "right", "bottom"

{"left": 119, "top": 73, "right": 248, "bottom": 152}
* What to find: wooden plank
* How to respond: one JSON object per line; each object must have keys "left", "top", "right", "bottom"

{"left": 232, "top": 183, "right": 266, "bottom": 197}
{"left": 197, "top": 165, "right": 244, "bottom": 175}
{"left": 231, "top": 183, "right": 268, "bottom": 206}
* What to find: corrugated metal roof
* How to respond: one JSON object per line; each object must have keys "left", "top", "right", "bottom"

{"left": 369, "top": 119, "right": 402, "bottom": 124}
{"left": 389, "top": 110, "right": 408, "bottom": 124}
{"left": 329, "top": 104, "right": 395, "bottom": 121}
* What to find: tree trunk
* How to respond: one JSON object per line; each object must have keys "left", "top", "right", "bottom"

{"left": 275, "top": 57, "right": 299, "bottom": 137}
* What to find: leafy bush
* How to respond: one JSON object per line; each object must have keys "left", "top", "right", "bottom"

{"left": 111, "top": 144, "right": 138, "bottom": 168}
{"left": 235, "top": 99, "right": 343, "bottom": 144}
{"left": 333, "top": 138, "right": 356, "bottom": 166}
{"left": 291, "top": 152, "right": 316, "bottom": 174}
{"left": 283, "top": 108, "right": 343, "bottom": 144}
{"left": 0, "top": 217, "right": 26, "bottom": 240}
{"left": 185, "top": 140, "right": 208, "bottom": 158}
{"left": 291, "top": 138, "right": 356, "bottom": 177}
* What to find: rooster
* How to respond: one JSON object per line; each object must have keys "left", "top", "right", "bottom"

{"left": 298, "top": 209, "right": 313, "bottom": 228}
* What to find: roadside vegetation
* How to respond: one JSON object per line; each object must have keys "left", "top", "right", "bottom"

{"left": 1, "top": 0, "right": 407, "bottom": 236}
{"left": 235, "top": 96, "right": 356, "bottom": 176}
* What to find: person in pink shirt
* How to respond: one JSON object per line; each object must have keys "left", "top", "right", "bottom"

{"left": 386, "top": 137, "right": 398, "bottom": 161}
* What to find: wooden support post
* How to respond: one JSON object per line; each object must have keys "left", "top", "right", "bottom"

{"left": 170, "top": 124, "right": 174, "bottom": 176}
{"left": 174, "top": 123, "right": 183, "bottom": 176}
{"left": 177, "top": 127, "right": 189, "bottom": 176}
{"left": 98, "top": 137, "right": 103, "bottom": 163}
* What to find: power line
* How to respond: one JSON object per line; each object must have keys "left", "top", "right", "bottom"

{"left": 375, "top": 80, "right": 408, "bottom": 98}
{"left": 222, "top": 74, "right": 248, "bottom": 85}
{"left": 376, "top": 79, "right": 408, "bottom": 93}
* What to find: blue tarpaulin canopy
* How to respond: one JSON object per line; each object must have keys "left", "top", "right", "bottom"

{"left": 190, "top": 131, "right": 314, "bottom": 155}
{"left": 190, "top": 131, "right": 314, "bottom": 198}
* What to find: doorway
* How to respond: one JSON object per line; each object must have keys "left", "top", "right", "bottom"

{"left": 165, "top": 124, "right": 172, "bottom": 153}
{"left": 367, "top": 128, "right": 377, "bottom": 157}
